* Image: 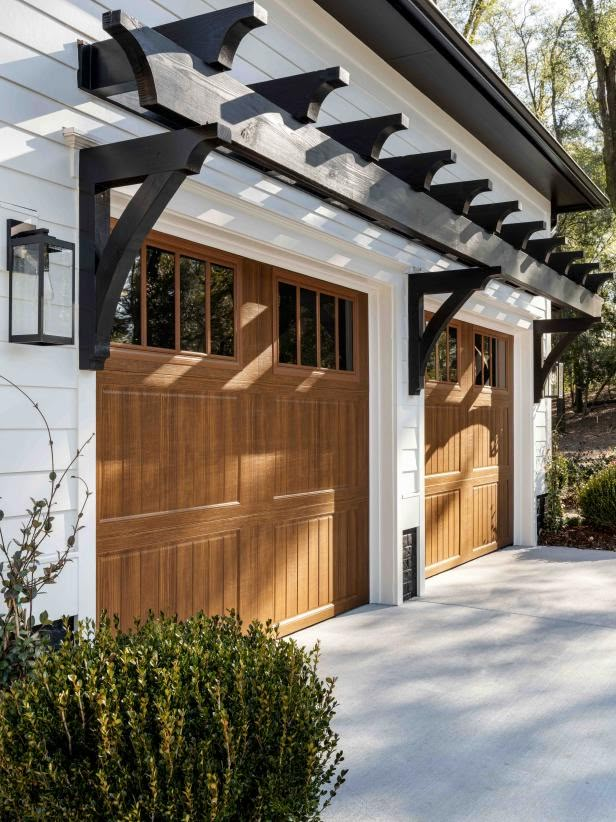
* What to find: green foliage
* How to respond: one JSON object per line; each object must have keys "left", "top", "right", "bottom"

{"left": 563, "top": 450, "right": 616, "bottom": 503}
{"left": 0, "top": 613, "right": 346, "bottom": 821}
{"left": 580, "top": 462, "right": 616, "bottom": 526}
{"left": 0, "top": 376, "right": 93, "bottom": 687}
{"left": 543, "top": 451, "right": 569, "bottom": 532}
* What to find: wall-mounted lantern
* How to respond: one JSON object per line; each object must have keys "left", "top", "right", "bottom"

{"left": 7, "top": 220, "right": 75, "bottom": 345}
{"left": 543, "top": 361, "right": 565, "bottom": 400}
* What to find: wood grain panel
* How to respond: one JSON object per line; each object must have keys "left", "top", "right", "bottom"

{"left": 97, "top": 233, "right": 369, "bottom": 633}
{"left": 425, "top": 321, "right": 513, "bottom": 576}
{"left": 472, "top": 482, "right": 498, "bottom": 549}
{"left": 97, "top": 531, "right": 241, "bottom": 630}
{"left": 470, "top": 406, "right": 510, "bottom": 469}
{"left": 98, "top": 387, "right": 239, "bottom": 520}
{"left": 425, "top": 406, "right": 462, "bottom": 477}
{"left": 425, "top": 490, "right": 460, "bottom": 568}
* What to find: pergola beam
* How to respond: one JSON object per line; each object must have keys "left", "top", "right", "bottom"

{"left": 77, "top": 9, "right": 604, "bottom": 319}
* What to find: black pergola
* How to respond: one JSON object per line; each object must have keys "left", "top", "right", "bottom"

{"left": 77, "top": 4, "right": 611, "bottom": 398}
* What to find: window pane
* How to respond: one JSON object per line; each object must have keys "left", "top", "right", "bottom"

{"left": 146, "top": 246, "right": 175, "bottom": 349}
{"left": 483, "top": 335, "right": 491, "bottom": 386}
{"left": 474, "top": 333, "right": 483, "bottom": 385}
{"left": 448, "top": 326, "right": 458, "bottom": 382}
{"left": 320, "top": 293, "right": 336, "bottom": 369}
{"left": 180, "top": 256, "right": 205, "bottom": 353}
{"left": 426, "top": 346, "right": 437, "bottom": 381}
{"left": 437, "top": 331, "right": 447, "bottom": 381}
{"left": 491, "top": 337, "right": 498, "bottom": 387}
{"left": 497, "top": 338, "right": 507, "bottom": 387}
{"left": 300, "top": 288, "right": 317, "bottom": 367}
{"left": 338, "top": 298, "right": 354, "bottom": 371}
{"left": 210, "top": 264, "right": 235, "bottom": 357}
{"left": 278, "top": 282, "right": 297, "bottom": 364}
{"left": 111, "top": 253, "right": 141, "bottom": 345}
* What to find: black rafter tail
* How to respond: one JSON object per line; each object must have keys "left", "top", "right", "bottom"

{"left": 548, "top": 250, "right": 584, "bottom": 276}
{"left": 498, "top": 220, "right": 546, "bottom": 249}
{"left": 467, "top": 201, "right": 520, "bottom": 233}
{"left": 525, "top": 235, "right": 565, "bottom": 263}
{"left": 379, "top": 149, "right": 456, "bottom": 191}
{"left": 108, "top": 3, "right": 267, "bottom": 71}
{"left": 566, "top": 262, "right": 600, "bottom": 286}
{"left": 319, "top": 113, "right": 409, "bottom": 161}
{"left": 250, "top": 67, "right": 349, "bottom": 124}
{"left": 585, "top": 272, "right": 614, "bottom": 293}
{"left": 428, "top": 179, "right": 492, "bottom": 215}
{"left": 80, "top": 4, "right": 267, "bottom": 97}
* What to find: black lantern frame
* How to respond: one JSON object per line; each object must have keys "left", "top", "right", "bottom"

{"left": 7, "top": 219, "right": 75, "bottom": 346}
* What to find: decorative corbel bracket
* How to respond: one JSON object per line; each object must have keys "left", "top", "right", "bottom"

{"left": 78, "top": 3, "right": 267, "bottom": 96}
{"left": 79, "top": 123, "right": 231, "bottom": 370}
{"left": 533, "top": 317, "right": 601, "bottom": 403}
{"left": 408, "top": 266, "right": 502, "bottom": 394}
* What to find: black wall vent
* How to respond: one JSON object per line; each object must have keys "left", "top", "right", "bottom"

{"left": 402, "top": 527, "right": 418, "bottom": 601}
{"left": 536, "top": 493, "right": 548, "bottom": 535}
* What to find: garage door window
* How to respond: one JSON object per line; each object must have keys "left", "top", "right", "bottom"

{"left": 111, "top": 241, "right": 235, "bottom": 358}
{"left": 426, "top": 325, "right": 458, "bottom": 383}
{"left": 277, "top": 280, "right": 355, "bottom": 372}
{"left": 475, "top": 332, "right": 506, "bottom": 387}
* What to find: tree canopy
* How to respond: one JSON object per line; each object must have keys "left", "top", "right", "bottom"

{"left": 436, "top": 0, "right": 616, "bottom": 409}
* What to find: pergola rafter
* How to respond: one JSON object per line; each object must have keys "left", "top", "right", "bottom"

{"left": 77, "top": 5, "right": 609, "bottom": 373}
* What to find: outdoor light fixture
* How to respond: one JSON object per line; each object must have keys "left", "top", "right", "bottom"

{"left": 543, "top": 361, "right": 565, "bottom": 400}
{"left": 7, "top": 219, "right": 75, "bottom": 345}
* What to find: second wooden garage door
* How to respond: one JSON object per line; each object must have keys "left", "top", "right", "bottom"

{"left": 425, "top": 317, "right": 513, "bottom": 576}
{"left": 96, "top": 231, "right": 369, "bottom": 635}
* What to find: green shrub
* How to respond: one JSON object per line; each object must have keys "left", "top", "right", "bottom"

{"left": 563, "top": 450, "right": 616, "bottom": 508}
{"left": 580, "top": 463, "right": 616, "bottom": 528}
{"left": 543, "top": 452, "right": 569, "bottom": 532}
{"left": 0, "top": 613, "right": 346, "bottom": 821}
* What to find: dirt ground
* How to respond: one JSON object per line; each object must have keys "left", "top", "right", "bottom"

{"left": 557, "top": 401, "right": 616, "bottom": 457}
{"left": 542, "top": 524, "right": 616, "bottom": 551}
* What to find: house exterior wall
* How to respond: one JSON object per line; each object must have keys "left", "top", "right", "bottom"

{"left": 0, "top": 0, "right": 552, "bottom": 618}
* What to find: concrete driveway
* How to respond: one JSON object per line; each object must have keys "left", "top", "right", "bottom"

{"left": 297, "top": 546, "right": 616, "bottom": 821}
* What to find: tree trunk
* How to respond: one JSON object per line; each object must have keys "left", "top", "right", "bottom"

{"left": 574, "top": 385, "right": 586, "bottom": 414}
{"left": 572, "top": 0, "right": 616, "bottom": 211}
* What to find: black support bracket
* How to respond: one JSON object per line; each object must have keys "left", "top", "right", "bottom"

{"left": 408, "top": 267, "right": 501, "bottom": 394}
{"left": 533, "top": 317, "right": 601, "bottom": 404}
{"left": 78, "top": 123, "right": 231, "bottom": 370}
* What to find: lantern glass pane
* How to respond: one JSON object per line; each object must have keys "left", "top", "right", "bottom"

{"left": 43, "top": 246, "right": 73, "bottom": 338}
{"left": 545, "top": 362, "right": 564, "bottom": 399}
{"left": 11, "top": 243, "right": 39, "bottom": 336}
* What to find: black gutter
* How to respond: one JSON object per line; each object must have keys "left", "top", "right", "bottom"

{"left": 391, "top": 0, "right": 607, "bottom": 212}
{"left": 315, "top": 0, "right": 609, "bottom": 213}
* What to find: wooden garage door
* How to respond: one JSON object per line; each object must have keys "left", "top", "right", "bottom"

{"left": 96, "top": 230, "right": 369, "bottom": 635}
{"left": 425, "top": 317, "right": 513, "bottom": 576}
